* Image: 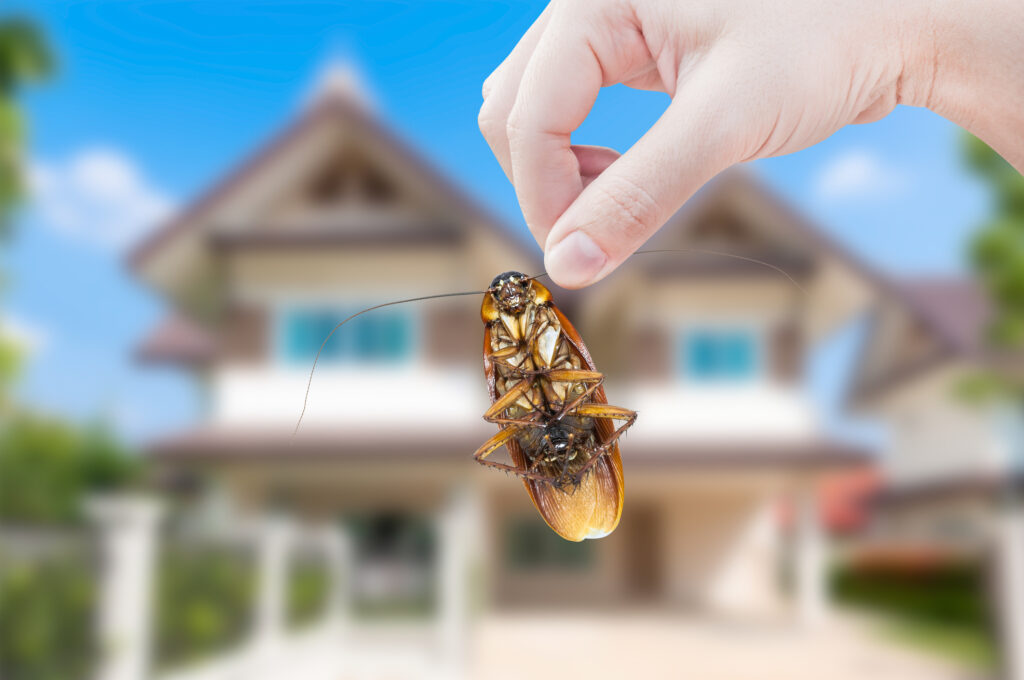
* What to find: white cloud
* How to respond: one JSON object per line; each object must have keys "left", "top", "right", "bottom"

{"left": 813, "top": 149, "right": 909, "bottom": 202}
{"left": 0, "top": 314, "right": 49, "bottom": 356}
{"left": 29, "top": 147, "right": 175, "bottom": 251}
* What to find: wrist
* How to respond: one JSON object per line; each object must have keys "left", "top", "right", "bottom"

{"left": 897, "top": 0, "right": 1024, "bottom": 170}
{"left": 892, "top": 0, "right": 940, "bottom": 111}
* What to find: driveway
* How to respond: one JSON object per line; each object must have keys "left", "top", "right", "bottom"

{"left": 472, "top": 612, "right": 990, "bottom": 680}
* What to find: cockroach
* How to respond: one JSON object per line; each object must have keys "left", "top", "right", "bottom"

{"left": 474, "top": 271, "right": 633, "bottom": 541}
{"left": 293, "top": 249, "right": 806, "bottom": 542}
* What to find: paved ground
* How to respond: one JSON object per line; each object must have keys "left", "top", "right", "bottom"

{"left": 472, "top": 612, "right": 990, "bottom": 680}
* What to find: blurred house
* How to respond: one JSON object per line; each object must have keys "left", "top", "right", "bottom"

{"left": 130, "top": 69, "right": 879, "bottom": 636}
{"left": 852, "top": 277, "right": 1021, "bottom": 554}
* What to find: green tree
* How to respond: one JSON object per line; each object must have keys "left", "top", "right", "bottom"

{"left": 0, "top": 416, "right": 139, "bottom": 524}
{"left": 0, "top": 17, "right": 52, "bottom": 414}
{"left": 0, "top": 17, "right": 52, "bottom": 236}
{"left": 967, "top": 135, "right": 1024, "bottom": 351}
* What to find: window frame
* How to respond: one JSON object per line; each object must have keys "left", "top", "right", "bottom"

{"left": 273, "top": 297, "right": 421, "bottom": 367}
{"left": 675, "top": 317, "right": 768, "bottom": 384}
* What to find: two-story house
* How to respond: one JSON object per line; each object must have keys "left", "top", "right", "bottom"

{"left": 130, "top": 74, "right": 877, "bottom": 635}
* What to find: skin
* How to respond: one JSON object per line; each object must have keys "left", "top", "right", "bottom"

{"left": 478, "top": 0, "right": 1024, "bottom": 289}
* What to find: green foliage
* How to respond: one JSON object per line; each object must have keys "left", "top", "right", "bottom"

{"left": 0, "top": 415, "right": 139, "bottom": 525}
{"left": 287, "top": 556, "right": 331, "bottom": 629}
{"left": 0, "top": 336, "right": 20, "bottom": 408}
{"left": 0, "top": 17, "right": 51, "bottom": 237}
{"left": 966, "top": 136, "right": 1024, "bottom": 351}
{"left": 832, "top": 561, "right": 990, "bottom": 628}
{"left": 0, "top": 544, "right": 97, "bottom": 680}
{"left": 833, "top": 556, "right": 998, "bottom": 670}
{"left": 154, "top": 542, "right": 257, "bottom": 671}
{"left": 881, "top": 617, "right": 998, "bottom": 671}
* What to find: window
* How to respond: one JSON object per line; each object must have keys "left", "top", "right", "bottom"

{"left": 504, "top": 516, "right": 595, "bottom": 570}
{"left": 281, "top": 306, "right": 412, "bottom": 364}
{"left": 344, "top": 512, "right": 436, "bottom": 618}
{"left": 680, "top": 326, "right": 759, "bottom": 381}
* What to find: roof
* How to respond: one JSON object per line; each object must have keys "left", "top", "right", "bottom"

{"left": 653, "top": 168, "right": 892, "bottom": 289}
{"left": 850, "top": 276, "right": 997, "bottom": 404}
{"left": 128, "top": 93, "right": 537, "bottom": 279}
{"left": 895, "top": 277, "right": 990, "bottom": 354}
{"left": 136, "top": 315, "right": 216, "bottom": 365}
{"left": 149, "top": 425, "right": 871, "bottom": 471}
{"left": 873, "top": 472, "right": 1021, "bottom": 508}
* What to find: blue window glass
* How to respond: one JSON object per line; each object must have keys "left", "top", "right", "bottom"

{"left": 282, "top": 307, "right": 412, "bottom": 364}
{"left": 681, "top": 327, "right": 758, "bottom": 381}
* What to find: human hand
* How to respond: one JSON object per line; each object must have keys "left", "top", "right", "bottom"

{"left": 479, "top": 0, "right": 1024, "bottom": 288}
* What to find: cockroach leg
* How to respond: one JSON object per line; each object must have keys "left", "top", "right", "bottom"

{"left": 473, "top": 426, "right": 517, "bottom": 460}
{"left": 472, "top": 426, "right": 563, "bottom": 482}
{"left": 490, "top": 355, "right": 533, "bottom": 377}
{"left": 486, "top": 413, "right": 545, "bottom": 428}
{"left": 572, "top": 403, "right": 638, "bottom": 468}
{"left": 570, "top": 402, "right": 637, "bottom": 426}
{"left": 481, "top": 378, "right": 533, "bottom": 421}
{"left": 578, "top": 405, "right": 637, "bottom": 444}
{"left": 543, "top": 369, "right": 605, "bottom": 420}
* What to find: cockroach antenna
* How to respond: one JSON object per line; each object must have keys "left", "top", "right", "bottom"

{"left": 630, "top": 247, "right": 810, "bottom": 297}
{"left": 293, "top": 247, "right": 808, "bottom": 440}
{"left": 292, "top": 287, "right": 488, "bottom": 439}
{"left": 525, "top": 248, "right": 807, "bottom": 297}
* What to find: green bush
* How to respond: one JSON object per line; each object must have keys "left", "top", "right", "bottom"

{"left": 287, "top": 555, "right": 331, "bottom": 629}
{"left": 0, "top": 543, "right": 97, "bottom": 680}
{"left": 154, "top": 542, "right": 257, "bottom": 671}
{"left": 831, "top": 561, "right": 990, "bottom": 628}
{"left": 0, "top": 416, "right": 138, "bottom": 525}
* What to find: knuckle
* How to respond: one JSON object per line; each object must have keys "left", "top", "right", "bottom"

{"left": 477, "top": 101, "right": 506, "bottom": 143}
{"left": 591, "top": 175, "right": 661, "bottom": 240}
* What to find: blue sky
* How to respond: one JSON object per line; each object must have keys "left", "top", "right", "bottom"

{"left": 0, "top": 1, "right": 993, "bottom": 443}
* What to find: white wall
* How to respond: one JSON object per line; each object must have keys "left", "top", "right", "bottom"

{"left": 212, "top": 365, "right": 488, "bottom": 432}
{"left": 878, "top": 365, "right": 1013, "bottom": 486}
{"left": 662, "top": 491, "right": 782, "bottom": 616}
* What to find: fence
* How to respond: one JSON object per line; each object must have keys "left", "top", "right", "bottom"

{"left": 0, "top": 489, "right": 477, "bottom": 680}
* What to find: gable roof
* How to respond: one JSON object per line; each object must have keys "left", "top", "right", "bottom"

{"left": 850, "top": 276, "right": 993, "bottom": 404}
{"left": 631, "top": 168, "right": 888, "bottom": 340}
{"left": 896, "top": 278, "right": 990, "bottom": 354}
{"left": 129, "top": 92, "right": 535, "bottom": 290}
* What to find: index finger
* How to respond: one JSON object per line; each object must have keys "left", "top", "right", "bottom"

{"left": 507, "top": 17, "right": 603, "bottom": 243}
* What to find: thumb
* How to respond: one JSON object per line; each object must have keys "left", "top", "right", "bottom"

{"left": 543, "top": 64, "right": 747, "bottom": 288}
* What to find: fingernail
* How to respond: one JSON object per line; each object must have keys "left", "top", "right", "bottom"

{"left": 545, "top": 231, "right": 607, "bottom": 288}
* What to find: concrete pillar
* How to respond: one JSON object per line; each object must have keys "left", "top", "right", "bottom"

{"left": 320, "top": 524, "right": 352, "bottom": 628}
{"left": 995, "top": 502, "right": 1024, "bottom": 680}
{"left": 254, "top": 515, "right": 293, "bottom": 659}
{"left": 437, "top": 485, "right": 480, "bottom": 676}
{"left": 794, "top": 483, "right": 827, "bottom": 628}
{"left": 86, "top": 496, "right": 163, "bottom": 680}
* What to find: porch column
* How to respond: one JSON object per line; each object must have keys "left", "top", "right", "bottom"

{"left": 321, "top": 524, "right": 353, "bottom": 630}
{"left": 995, "top": 501, "right": 1024, "bottom": 680}
{"left": 254, "top": 515, "right": 293, "bottom": 659}
{"left": 793, "top": 483, "right": 827, "bottom": 628}
{"left": 437, "top": 484, "right": 481, "bottom": 677}
{"left": 86, "top": 496, "right": 163, "bottom": 680}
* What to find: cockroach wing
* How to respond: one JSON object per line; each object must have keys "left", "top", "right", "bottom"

{"left": 483, "top": 305, "right": 625, "bottom": 542}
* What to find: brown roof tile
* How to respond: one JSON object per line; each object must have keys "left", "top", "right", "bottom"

{"left": 136, "top": 315, "right": 216, "bottom": 365}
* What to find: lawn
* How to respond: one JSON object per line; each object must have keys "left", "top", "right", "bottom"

{"left": 878, "top": 616, "right": 998, "bottom": 673}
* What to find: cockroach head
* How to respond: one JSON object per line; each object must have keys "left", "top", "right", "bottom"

{"left": 489, "top": 270, "right": 531, "bottom": 314}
